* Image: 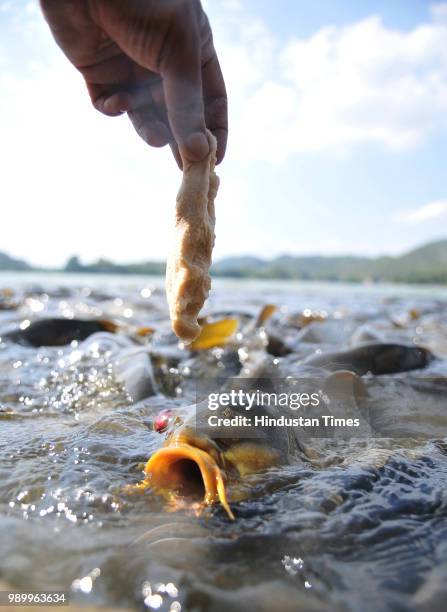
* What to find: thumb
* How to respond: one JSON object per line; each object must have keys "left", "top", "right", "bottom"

{"left": 161, "top": 28, "right": 209, "bottom": 163}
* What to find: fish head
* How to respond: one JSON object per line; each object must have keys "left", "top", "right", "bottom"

{"left": 145, "top": 426, "right": 234, "bottom": 519}
{"left": 144, "top": 415, "right": 283, "bottom": 520}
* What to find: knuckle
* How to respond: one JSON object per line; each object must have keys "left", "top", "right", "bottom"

{"left": 156, "top": 0, "right": 203, "bottom": 72}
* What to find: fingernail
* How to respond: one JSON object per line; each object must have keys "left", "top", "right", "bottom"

{"left": 183, "top": 132, "right": 209, "bottom": 161}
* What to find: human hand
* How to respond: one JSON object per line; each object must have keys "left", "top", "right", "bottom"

{"left": 40, "top": 0, "right": 227, "bottom": 166}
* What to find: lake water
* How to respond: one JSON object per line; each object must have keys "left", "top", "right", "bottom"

{"left": 0, "top": 272, "right": 446, "bottom": 611}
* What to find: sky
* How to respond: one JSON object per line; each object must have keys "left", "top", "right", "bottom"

{"left": 0, "top": 0, "right": 446, "bottom": 267}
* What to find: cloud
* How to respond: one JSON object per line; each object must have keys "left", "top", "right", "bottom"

{"left": 211, "top": 6, "right": 447, "bottom": 162}
{"left": 395, "top": 199, "right": 447, "bottom": 223}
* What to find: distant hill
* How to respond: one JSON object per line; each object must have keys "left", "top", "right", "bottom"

{"left": 0, "top": 251, "right": 31, "bottom": 271}
{"left": 0, "top": 239, "right": 446, "bottom": 284}
{"left": 372, "top": 240, "right": 447, "bottom": 283}
{"left": 212, "top": 239, "right": 447, "bottom": 283}
{"left": 64, "top": 255, "right": 165, "bottom": 276}
{"left": 213, "top": 254, "right": 374, "bottom": 281}
{"left": 211, "top": 256, "right": 267, "bottom": 277}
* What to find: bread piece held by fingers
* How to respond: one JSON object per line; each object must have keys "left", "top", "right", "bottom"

{"left": 166, "top": 130, "right": 219, "bottom": 342}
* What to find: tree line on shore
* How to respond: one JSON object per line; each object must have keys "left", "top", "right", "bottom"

{"left": 1, "top": 239, "right": 446, "bottom": 284}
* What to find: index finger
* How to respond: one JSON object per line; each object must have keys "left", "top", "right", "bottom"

{"left": 202, "top": 52, "right": 228, "bottom": 165}
{"left": 161, "top": 20, "right": 209, "bottom": 163}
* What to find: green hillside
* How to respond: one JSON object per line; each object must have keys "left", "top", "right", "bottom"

{"left": 212, "top": 240, "right": 447, "bottom": 283}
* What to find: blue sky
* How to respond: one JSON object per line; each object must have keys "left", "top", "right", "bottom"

{"left": 1, "top": 0, "right": 446, "bottom": 266}
{"left": 241, "top": 0, "right": 433, "bottom": 34}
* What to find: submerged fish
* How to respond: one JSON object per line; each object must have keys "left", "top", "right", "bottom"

{"left": 304, "top": 342, "right": 434, "bottom": 375}
{"left": 189, "top": 318, "right": 238, "bottom": 351}
{"left": 2, "top": 317, "right": 118, "bottom": 347}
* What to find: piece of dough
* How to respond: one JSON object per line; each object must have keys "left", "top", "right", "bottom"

{"left": 166, "top": 130, "right": 219, "bottom": 342}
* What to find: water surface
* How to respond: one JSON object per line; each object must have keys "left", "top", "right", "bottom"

{"left": 0, "top": 273, "right": 446, "bottom": 611}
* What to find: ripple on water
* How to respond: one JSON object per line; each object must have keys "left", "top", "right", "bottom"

{"left": 0, "top": 279, "right": 447, "bottom": 610}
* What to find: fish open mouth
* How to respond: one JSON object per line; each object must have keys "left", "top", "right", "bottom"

{"left": 145, "top": 443, "right": 234, "bottom": 520}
